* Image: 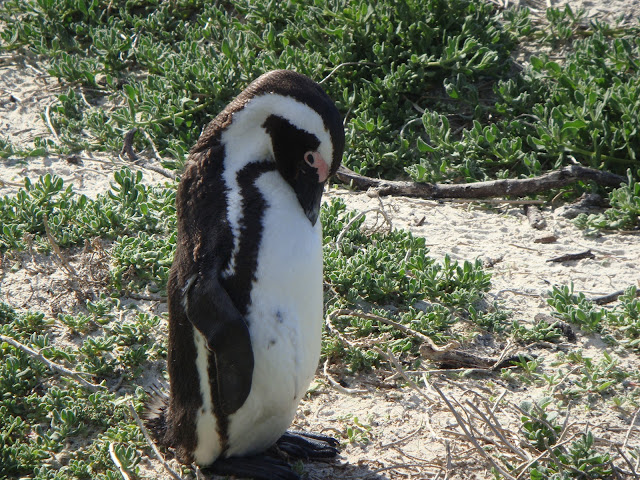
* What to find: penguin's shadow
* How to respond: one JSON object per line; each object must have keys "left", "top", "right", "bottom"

{"left": 300, "top": 457, "right": 392, "bottom": 480}
{"left": 202, "top": 458, "right": 391, "bottom": 480}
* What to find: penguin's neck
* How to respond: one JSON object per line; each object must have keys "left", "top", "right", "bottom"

{"left": 219, "top": 122, "right": 274, "bottom": 282}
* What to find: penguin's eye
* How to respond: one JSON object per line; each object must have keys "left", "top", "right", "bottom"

{"left": 304, "top": 152, "right": 315, "bottom": 166}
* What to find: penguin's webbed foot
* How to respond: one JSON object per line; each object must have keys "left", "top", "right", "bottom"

{"left": 275, "top": 430, "right": 339, "bottom": 460}
{"left": 206, "top": 454, "right": 299, "bottom": 480}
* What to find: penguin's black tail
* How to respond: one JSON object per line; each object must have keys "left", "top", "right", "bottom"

{"left": 142, "top": 383, "right": 169, "bottom": 443}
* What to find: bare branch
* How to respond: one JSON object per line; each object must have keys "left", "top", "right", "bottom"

{"left": 0, "top": 334, "right": 105, "bottom": 392}
{"left": 335, "top": 165, "right": 627, "bottom": 199}
{"left": 127, "top": 403, "right": 185, "bottom": 480}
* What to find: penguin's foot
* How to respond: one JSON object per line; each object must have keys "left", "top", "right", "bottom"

{"left": 275, "top": 430, "right": 340, "bottom": 460}
{"left": 207, "top": 454, "right": 299, "bottom": 480}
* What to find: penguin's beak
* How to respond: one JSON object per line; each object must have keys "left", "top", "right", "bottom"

{"left": 295, "top": 151, "right": 329, "bottom": 226}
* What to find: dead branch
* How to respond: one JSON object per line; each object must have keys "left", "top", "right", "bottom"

{"left": 373, "top": 347, "right": 437, "bottom": 404}
{"left": 121, "top": 128, "right": 138, "bottom": 161}
{"left": 524, "top": 205, "right": 547, "bottom": 230}
{"left": 43, "top": 214, "right": 77, "bottom": 277}
{"left": 615, "top": 445, "right": 639, "bottom": 480}
{"left": 109, "top": 443, "right": 133, "bottom": 480}
{"left": 127, "top": 403, "right": 185, "bottom": 480}
{"left": 335, "top": 165, "right": 627, "bottom": 199}
{"left": 547, "top": 249, "right": 595, "bottom": 263}
{"left": 591, "top": 288, "right": 640, "bottom": 306}
{"left": 323, "top": 359, "right": 367, "bottom": 395}
{"left": 0, "top": 334, "right": 105, "bottom": 392}
{"left": 624, "top": 406, "right": 640, "bottom": 449}
{"left": 331, "top": 309, "right": 452, "bottom": 350}
{"left": 431, "top": 382, "right": 518, "bottom": 480}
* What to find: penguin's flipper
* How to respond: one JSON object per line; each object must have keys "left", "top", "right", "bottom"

{"left": 207, "top": 454, "right": 299, "bottom": 480}
{"left": 185, "top": 274, "right": 254, "bottom": 415}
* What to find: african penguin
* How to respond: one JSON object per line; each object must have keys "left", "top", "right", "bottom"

{"left": 158, "top": 70, "right": 344, "bottom": 479}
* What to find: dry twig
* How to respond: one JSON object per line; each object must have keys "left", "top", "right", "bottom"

{"left": 322, "top": 359, "right": 367, "bottom": 395}
{"left": 547, "top": 249, "right": 595, "bottom": 263}
{"left": 592, "top": 288, "right": 640, "bottom": 306}
{"left": 335, "top": 207, "right": 391, "bottom": 246}
{"left": 335, "top": 165, "right": 627, "bottom": 199}
{"left": 127, "top": 403, "right": 184, "bottom": 480}
{"left": 431, "top": 382, "right": 518, "bottom": 480}
{"left": 615, "top": 445, "right": 639, "bottom": 480}
{"left": 109, "top": 443, "right": 133, "bottom": 480}
{"left": 464, "top": 400, "right": 530, "bottom": 461}
{"left": 44, "top": 102, "right": 61, "bottom": 145}
{"left": 0, "top": 334, "right": 105, "bottom": 392}
{"left": 374, "top": 347, "right": 436, "bottom": 404}
{"left": 331, "top": 309, "right": 447, "bottom": 348}
{"left": 380, "top": 420, "right": 424, "bottom": 448}
{"left": 319, "top": 61, "right": 376, "bottom": 84}
{"left": 43, "top": 214, "right": 78, "bottom": 277}
{"left": 624, "top": 406, "right": 640, "bottom": 448}
{"left": 121, "top": 128, "right": 138, "bottom": 161}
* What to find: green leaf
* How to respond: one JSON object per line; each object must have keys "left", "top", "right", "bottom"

{"left": 221, "top": 39, "right": 232, "bottom": 58}
{"left": 561, "top": 119, "right": 588, "bottom": 133}
{"left": 417, "top": 137, "right": 435, "bottom": 153}
{"left": 530, "top": 56, "right": 544, "bottom": 70}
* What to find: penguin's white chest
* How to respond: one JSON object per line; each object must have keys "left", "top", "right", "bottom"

{"left": 225, "top": 170, "right": 324, "bottom": 457}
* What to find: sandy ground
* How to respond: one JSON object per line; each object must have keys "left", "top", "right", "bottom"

{"left": 1, "top": 1, "right": 640, "bottom": 479}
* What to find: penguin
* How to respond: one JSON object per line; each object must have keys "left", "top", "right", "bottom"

{"left": 157, "top": 70, "right": 345, "bottom": 479}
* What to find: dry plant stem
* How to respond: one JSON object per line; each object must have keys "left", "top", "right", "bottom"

{"left": 0, "top": 179, "right": 24, "bottom": 187}
{"left": 44, "top": 102, "right": 61, "bottom": 145}
{"left": 109, "top": 443, "right": 132, "bottom": 480}
{"left": 360, "top": 462, "right": 435, "bottom": 479}
{"left": 511, "top": 403, "right": 560, "bottom": 443}
{"left": 615, "top": 445, "right": 640, "bottom": 480}
{"left": 322, "top": 359, "right": 367, "bottom": 394}
{"left": 547, "top": 249, "right": 595, "bottom": 263}
{"left": 514, "top": 434, "right": 580, "bottom": 480}
{"left": 319, "top": 61, "right": 376, "bottom": 84}
{"left": 592, "top": 288, "right": 640, "bottom": 305}
{"left": 375, "top": 195, "right": 393, "bottom": 229}
{"left": 557, "top": 403, "right": 573, "bottom": 444}
{"left": 335, "top": 208, "right": 390, "bottom": 245}
{"left": 525, "top": 205, "right": 547, "bottom": 229}
{"left": 121, "top": 128, "right": 138, "bottom": 161}
{"left": 335, "top": 164, "right": 627, "bottom": 199}
{"left": 373, "top": 347, "right": 436, "bottom": 404}
{"left": 142, "top": 128, "right": 163, "bottom": 161}
{"left": 140, "top": 129, "right": 177, "bottom": 180}
{"left": 543, "top": 437, "right": 584, "bottom": 477}
{"left": 624, "top": 406, "right": 640, "bottom": 448}
{"left": 464, "top": 400, "right": 530, "bottom": 461}
{"left": 325, "top": 312, "right": 359, "bottom": 348}
{"left": 431, "top": 382, "right": 518, "bottom": 480}
{"left": 0, "top": 334, "right": 105, "bottom": 391}
{"left": 550, "top": 365, "right": 582, "bottom": 395}
{"left": 140, "top": 160, "right": 177, "bottom": 181}
{"left": 333, "top": 309, "right": 442, "bottom": 347}
{"left": 42, "top": 214, "right": 78, "bottom": 276}
{"left": 380, "top": 420, "right": 424, "bottom": 448}
{"left": 491, "top": 388, "right": 508, "bottom": 415}
{"left": 492, "top": 340, "right": 517, "bottom": 369}
{"left": 127, "top": 403, "right": 185, "bottom": 480}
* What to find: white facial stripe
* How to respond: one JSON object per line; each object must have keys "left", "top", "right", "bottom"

{"left": 222, "top": 93, "right": 335, "bottom": 170}
{"left": 219, "top": 93, "right": 335, "bottom": 278}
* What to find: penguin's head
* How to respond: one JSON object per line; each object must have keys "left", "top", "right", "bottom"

{"left": 201, "top": 70, "right": 344, "bottom": 225}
